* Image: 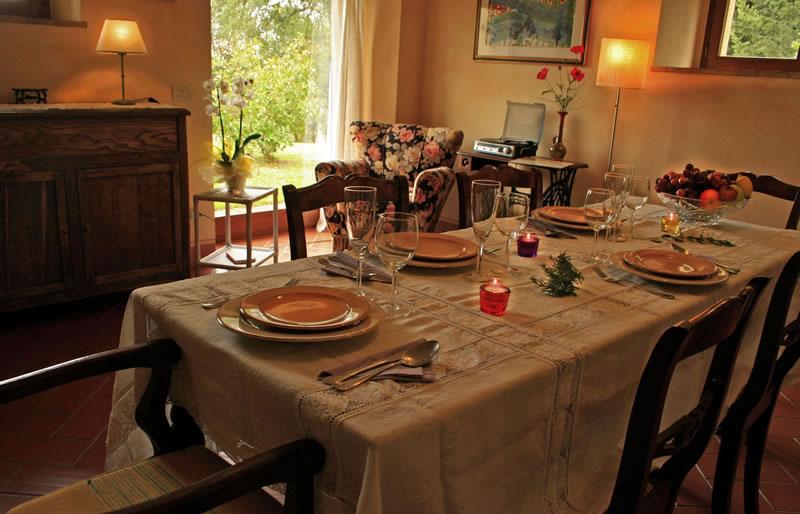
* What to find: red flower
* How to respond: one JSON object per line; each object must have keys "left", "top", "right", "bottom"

{"left": 570, "top": 45, "right": 584, "bottom": 55}
{"left": 569, "top": 67, "right": 585, "bottom": 82}
{"left": 537, "top": 68, "right": 549, "bottom": 80}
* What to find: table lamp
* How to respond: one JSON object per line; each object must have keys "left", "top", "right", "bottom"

{"left": 96, "top": 20, "right": 147, "bottom": 105}
{"left": 596, "top": 38, "right": 650, "bottom": 171}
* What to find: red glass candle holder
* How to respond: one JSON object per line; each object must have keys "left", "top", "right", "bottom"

{"left": 480, "top": 279, "right": 511, "bottom": 315}
{"left": 517, "top": 233, "right": 539, "bottom": 258}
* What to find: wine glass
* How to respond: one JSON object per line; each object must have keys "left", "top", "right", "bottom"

{"left": 584, "top": 188, "right": 615, "bottom": 263}
{"left": 464, "top": 180, "right": 501, "bottom": 282}
{"left": 492, "top": 191, "right": 530, "bottom": 276}
{"left": 625, "top": 176, "right": 650, "bottom": 239}
{"left": 603, "top": 172, "right": 629, "bottom": 247}
{"left": 344, "top": 186, "right": 377, "bottom": 297}
{"left": 374, "top": 212, "right": 418, "bottom": 318}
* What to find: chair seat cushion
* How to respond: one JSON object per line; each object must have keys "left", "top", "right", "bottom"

{"left": 9, "top": 446, "right": 283, "bottom": 514}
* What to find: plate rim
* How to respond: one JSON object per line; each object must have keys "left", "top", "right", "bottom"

{"left": 413, "top": 233, "right": 479, "bottom": 261}
{"left": 532, "top": 210, "right": 594, "bottom": 231}
{"left": 623, "top": 249, "right": 718, "bottom": 279}
{"left": 610, "top": 251, "right": 729, "bottom": 286}
{"left": 218, "top": 296, "right": 385, "bottom": 342}
{"left": 537, "top": 206, "right": 589, "bottom": 225}
{"left": 240, "top": 286, "right": 371, "bottom": 331}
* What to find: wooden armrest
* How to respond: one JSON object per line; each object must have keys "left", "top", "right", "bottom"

{"left": 0, "top": 339, "right": 180, "bottom": 404}
{"left": 111, "top": 439, "right": 326, "bottom": 514}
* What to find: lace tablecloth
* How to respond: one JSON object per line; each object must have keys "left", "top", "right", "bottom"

{"left": 106, "top": 206, "right": 800, "bottom": 514}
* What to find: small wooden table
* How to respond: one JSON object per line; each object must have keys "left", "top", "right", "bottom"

{"left": 194, "top": 186, "right": 279, "bottom": 271}
{"left": 455, "top": 150, "right": 588, "bottom": 206}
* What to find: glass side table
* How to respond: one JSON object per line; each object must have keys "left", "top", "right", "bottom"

{"left": 194, "top": 186, "right": 279, "bottom": 271}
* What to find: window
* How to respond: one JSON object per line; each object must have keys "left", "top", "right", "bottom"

{"left": 0, "top": 0, "right": 50, "bottom": 19}
{"left": 703, "top": 0, "right": 800, "bottom": 72}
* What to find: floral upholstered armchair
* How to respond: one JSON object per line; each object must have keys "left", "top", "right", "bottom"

{"left": 315, "top": 121, "right": 464, "bottom": 250}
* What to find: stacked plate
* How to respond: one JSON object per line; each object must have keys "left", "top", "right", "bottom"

{"left": 609, "top": 249, "right": 729, "bottom": 286}
{"left": 405, "top": 233, "right": 479, "bottom": 268}
{"left": 532, "top": 206, "right": 593, "bottom": 231}
{"left": 217, "top": 286, "right": 384, "bottom": 342}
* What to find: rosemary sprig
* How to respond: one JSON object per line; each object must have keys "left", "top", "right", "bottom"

{"left": 532, "top": 252, "right": 584, "bottom": 297}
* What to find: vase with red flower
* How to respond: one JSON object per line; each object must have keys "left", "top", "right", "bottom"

{"left": 536, "top": 46, "right": 585, "bottom": 160}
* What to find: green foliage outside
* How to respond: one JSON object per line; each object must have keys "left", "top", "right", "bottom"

{"left": 726, "top": 0, "right": 800, "bottom": 58}
{"left": 210, "top": 0, "right": 331, "bottom": 207}
{"left": 211, "top": 0, "right": 330, "bottom": 160}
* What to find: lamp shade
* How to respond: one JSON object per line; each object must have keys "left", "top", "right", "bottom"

{"left": 96, "top": 20, "right": 147, "bottom": 54}
{"left": 596, "top": 38, "right": 650, "bottom": 90}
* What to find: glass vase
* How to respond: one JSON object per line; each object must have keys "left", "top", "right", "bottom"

{"left": 549, "top": 111, "right": 568, "bottom": 160}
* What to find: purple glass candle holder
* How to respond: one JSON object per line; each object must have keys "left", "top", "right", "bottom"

{"left": 516, "top": 233, "right": 539, "bottom": 258}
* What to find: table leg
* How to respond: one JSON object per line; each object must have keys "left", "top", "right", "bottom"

{"left": 542, "top": 167, "right": 578, "bottom": 206}
{"left": 246, "top": 203, "right": 253, "bottom": 268}
{"left": 273, "top": 189, "right": 279, "bottom": 263}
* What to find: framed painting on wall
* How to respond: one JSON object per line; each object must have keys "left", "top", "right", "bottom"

{"left": 473, "top": 0, "right": 590, "bottom": 64}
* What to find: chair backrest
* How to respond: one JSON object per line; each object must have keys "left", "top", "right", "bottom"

{"left": 607, "top": 277, "right": 767, "bottom": 514}
{"left": 349, "top": 121, "right": 464, "bottom": 182}
{"left": 738, "top": 172, "right": 800, "bottom": 230}
{"left": 456, "top": 164, "right": 543, "bottom": 229}
{"left": 282, "top": 174, "right": 409, "bottom": 260}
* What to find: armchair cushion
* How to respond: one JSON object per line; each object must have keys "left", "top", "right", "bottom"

{"left": 314, "top": 122, "right": 462, "bottom": 249}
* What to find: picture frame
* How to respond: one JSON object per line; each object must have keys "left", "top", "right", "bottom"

{"left": 473, "top": 0, "right": 590, "bottom": 64}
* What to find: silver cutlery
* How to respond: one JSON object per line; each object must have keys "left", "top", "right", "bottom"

{"left": 528, "top": 218, "right": 579, "bottom": 239}
{"left": 201, "top": 277, "right": 300, "bottom": 309}
{"left": 592, "top": 265, "right": 676, "bottom": 300}
{"left": 332, "top": 339, "right": 440, "bottom": 391}
{"left": 328, "top": 255, "right": 392, "bottom": 283}
{"left": 671, "top": 243, "right": 740, "bottom": 275}
{"left": 318, "top": 258, "right": 377, "bottom": 279}
{"left": 323, "top": 339, "right": 436, "bottom": 385}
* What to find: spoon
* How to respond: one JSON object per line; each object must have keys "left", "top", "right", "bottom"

{"left": 332, "top": 339, "right": 440, "bottom": 392}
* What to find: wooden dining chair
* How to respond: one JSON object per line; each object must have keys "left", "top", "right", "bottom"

{"left": 737, "top": 172, "right": 800, "bottom": 230}
{"left": 606, "top": 277, "right": 768, "bottom": 514}
{"left": 712, "top": 251, "right": 800, "bottom": 514}
{"left": 0, "top": 339, "right": 325, "bottom": 514}
{"left": 283, "top": 173, "right": 409, "bottom": 260}
{"left": 456, "top": 164, "right": 543, "bottom": 229}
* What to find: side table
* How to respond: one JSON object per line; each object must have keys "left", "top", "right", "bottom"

{"left": 194, "top": 186, "right": 279, "bottom": 271}
{"left": 455, "top": 150, "right": 588, "bottom": 206}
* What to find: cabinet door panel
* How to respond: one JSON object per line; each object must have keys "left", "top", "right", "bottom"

{"left": 78, "top": 164, "right": 181, "bottom": 285}
{"left": 0, "top": 169, "right": 72, "bottom": 299}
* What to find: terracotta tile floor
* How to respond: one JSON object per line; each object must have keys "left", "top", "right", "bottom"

{"left": 2, "top": 227, "right": 800, "bottom": 512}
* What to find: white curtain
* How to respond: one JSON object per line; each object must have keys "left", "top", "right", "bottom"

{"left": 327, "top": 0, "right": 364, "bottom": 161}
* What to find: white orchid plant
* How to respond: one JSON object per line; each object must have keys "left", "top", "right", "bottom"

{"left": 202, "top": 77, "right": 261, "bottom": 181}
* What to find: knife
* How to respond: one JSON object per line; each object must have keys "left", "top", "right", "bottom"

{"left": 330, "top": 254, "right": 392, "bottom": 283}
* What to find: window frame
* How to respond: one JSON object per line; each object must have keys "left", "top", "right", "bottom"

{"left": 702, "top": 0, "right": 800, "bottom": 73}
{"left": 0, "top": 0, "right": 50, "bottom": 19}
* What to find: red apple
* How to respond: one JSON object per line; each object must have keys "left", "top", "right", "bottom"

{"left": 718, "top": 185, "right": 738, "bottom": 203}
{"left": 699, "top": 188, "right": 721, "bottom": 209}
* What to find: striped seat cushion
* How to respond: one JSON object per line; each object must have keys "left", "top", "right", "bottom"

{"left": 9, "top": 446, "right": 283, "bottom": 514}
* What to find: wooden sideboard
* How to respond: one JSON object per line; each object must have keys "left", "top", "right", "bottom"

{"left": 0, "top": 104, "right": 191, "bottom": 312}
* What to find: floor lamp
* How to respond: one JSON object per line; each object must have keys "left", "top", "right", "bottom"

{"left": 596, "top": 38, "right": 650, "bottom": 172}
{"left": 96, "top": 20, "right": 148, "bottom": 105}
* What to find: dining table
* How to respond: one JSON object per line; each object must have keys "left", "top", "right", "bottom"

{"left": 106, "top": 204, "right": 800, "bottom": 514}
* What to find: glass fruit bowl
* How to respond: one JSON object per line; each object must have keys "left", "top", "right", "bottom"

{"left": 657, "top": 192, "right": 748, "bottom": 226}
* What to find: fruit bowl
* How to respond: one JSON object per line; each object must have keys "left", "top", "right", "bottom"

{"left": 657, "top": 192, "right": 748, "bottom": 226}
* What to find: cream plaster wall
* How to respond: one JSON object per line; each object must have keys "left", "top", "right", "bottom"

{"left": 0, "top": 0, "right": 213, "bottom": 240}
{"left": 412, "top": 0, "right": 799, "bottom": 229}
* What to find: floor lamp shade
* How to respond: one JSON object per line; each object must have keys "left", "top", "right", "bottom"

{"left": 596, "top": 38, "right": 650, "bottom": 90}
{"left": 596, "top": 38, "right": 650, "bottom": 171}
{"left": 96, "top": 20, "right": 147, "bottom": 105}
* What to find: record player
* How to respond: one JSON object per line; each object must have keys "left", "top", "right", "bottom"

{"left": 474, "top": 101, "right": 546, "bottom": 159}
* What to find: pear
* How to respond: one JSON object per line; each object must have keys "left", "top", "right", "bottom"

{"left": 730, "top": 184, "right": 746, "bottom": 201}
{"left": 735, "top": 175, "right": 754, "bottom": 198}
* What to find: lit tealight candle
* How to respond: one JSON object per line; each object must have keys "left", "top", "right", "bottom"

{"left": 517, "top": 232, "right": 539, "bottom": 258}
{"left": 661, "top": 211, "right": 681, "bottom": 235}
{"left": 480, "top": 279, "right": 511, "bottom": 316}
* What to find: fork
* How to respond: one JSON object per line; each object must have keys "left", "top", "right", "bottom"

{"left": 671, "top": 243, "right": 740, "bottom": 275}
{"left": 201, "top": 277, "right": 300, "bottom": 309}
{"left": 592, "top": 265, "right": 675, "bottom": 300}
